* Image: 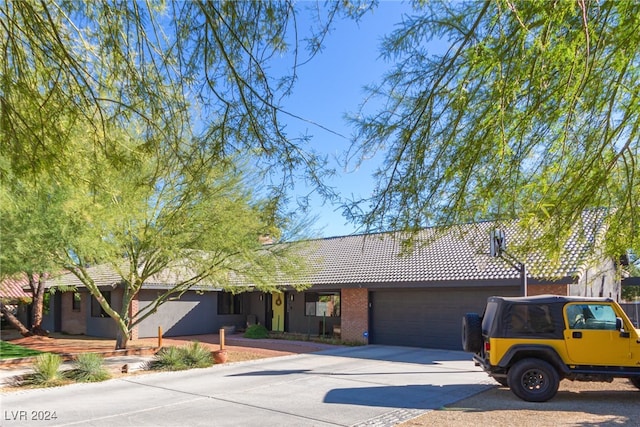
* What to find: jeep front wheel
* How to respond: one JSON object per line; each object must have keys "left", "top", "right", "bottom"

{"left": 507, "top": 358, "right": 559, "bottom": 402}
{"left": 461, "top": 313, "right": 482, "bottom": 353}
{"left": 630, "top": 377, "right": 640, "bottom": 390}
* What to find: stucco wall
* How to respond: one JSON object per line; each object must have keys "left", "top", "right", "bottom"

{"left": 570, "top": 257, "right": 620, "bottom": 300}
{"left": 136, "top": 290, "right": 218, "bottom": 337}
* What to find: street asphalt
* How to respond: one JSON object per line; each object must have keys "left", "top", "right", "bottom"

{"left": 0, "top": 345, "right": 495, "bottom": 427}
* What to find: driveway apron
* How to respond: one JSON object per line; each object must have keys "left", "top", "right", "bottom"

{"left": 0, "top": 346, "right": 494, "bottom": 427}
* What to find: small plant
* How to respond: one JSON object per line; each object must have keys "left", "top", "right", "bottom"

{"left": 147, "top": 346, "right": 187, "bottom": 371}
{"left": 67, "top": 353, "right": 111, "bottom": 382}
{"left": 23, "top": 353, "right": 67, "bottom": 387}
{"left": 181, "top": 342, "right": 213, "bottom": 369}
{"left": 244, "top": 324, "right": 269, "bottom": 339}
{"left": 147, "top": 342, "right": 213, "bottom": 371}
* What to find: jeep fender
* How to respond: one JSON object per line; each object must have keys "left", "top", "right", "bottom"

{"left": 497, "top": 345, "right": 570, "bottom": 377}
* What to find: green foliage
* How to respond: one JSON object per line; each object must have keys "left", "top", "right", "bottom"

{"left": 180, "top": 342, "right": 214, "bottom": 369}
{"left": 0, "top": 1, "right": 367, "bottom": 204}
{"left": 349, "top": 1, "right": 640, "bottom": 260}
{"left": 622, "top": 286, "right": 640, "bottom": 302}
{"left": 24, "top": 353, "right": 66, "bottom": 387}
{"left": 66, "top": 353, "right": 111, "bottom": 383}
{"left": 244, "top": 324, "right": 269, "bottom": 339}
{"left": 1, "top": 0, "right": 353, "bottom": 351}
{"left": 0, "top": 341, "right": 43, "bottom": 359}
{"left": 147, "top": 342, "right": 213, "bottom": 371}
{"left": 147, "top": 346, "right": 186, "bottom": 371}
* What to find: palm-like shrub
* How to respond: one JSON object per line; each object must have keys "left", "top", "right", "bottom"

{"left": 24, "top": 353, "right": 66, "bottom": 387}
{"left": 67, "top": 353, "right": 111, "bottom": 382}
{"left": 147, "top": 342, "right": 213, "bottom": 371}
{"left": 181, "top": 342, "right": 212, "bottom": 369}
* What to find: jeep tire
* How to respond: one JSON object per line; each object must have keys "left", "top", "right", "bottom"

{"left": 507, "top": 358, "right": 559, "bottom": 402}
{"left": 630, "top": 377, "right": 640, "bottom": 390}
{"left": 462, "top": 313, "right": 482, "bottom": 353}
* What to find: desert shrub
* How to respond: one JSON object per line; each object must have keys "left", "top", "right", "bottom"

{"left": 147, "top": 342, "right": 212, "bottom": 371}
{"left": 66, "top": 353, "right": 111, "bottom": 382}
{"left": 23, "top": 353, "right": 67, "bottom": 387}
{"left": 244, "top": 324, "right": 269, "bottom": 339}
{"left": 180, "top": 342, "right": 213, "bottom": 369}
{"left": 147, "top": 346, "right": 187, "bottom": 371}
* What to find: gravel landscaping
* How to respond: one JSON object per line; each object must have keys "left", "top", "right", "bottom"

{"left": 401, "top": 378, "right": 640, "bottom": 427}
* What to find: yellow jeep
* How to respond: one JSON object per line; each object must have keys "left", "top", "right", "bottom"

{"left": 462, "top": 295, "right": 640, "bottom": 402}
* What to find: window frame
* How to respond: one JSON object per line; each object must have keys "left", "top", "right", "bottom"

{"left": 218, "top": 292, "right": 244, "bottom": 315}
{"left": 72, "top": 292, "right": 81, "bottom": 311}
{"left": 304, "top": 291, "right": 341, "bottom": 317}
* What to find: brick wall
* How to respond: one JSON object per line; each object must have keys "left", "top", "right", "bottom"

{"left": 341, "top": 288, "right": 369, "bottom": 344}
{"left": 527, "top": 283, "right": 568, "bottom": 296}
{"left": 60, "top": 292, "right": 86, "bottom": 335}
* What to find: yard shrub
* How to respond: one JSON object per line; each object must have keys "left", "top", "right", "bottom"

{"left": 148, "top": 346, "right": 186, "bottom": 371}
{"left": 23, "top": 353, "right": 67, "bottom": 387}
{"left": 66, "top": 353, "right": 111, "bottom": 382}
{"left": 147, "top": 342, "right": 213, "bottom": 371}
{"left": 181, "top": 342, "right": 213, "bottom": 369}
{"left": 244, "top": 324, "right": 268, "bottom": 339}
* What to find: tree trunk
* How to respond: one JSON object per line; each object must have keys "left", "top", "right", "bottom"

{"left": 28, "top": 274, "right": 48, "bottom": 336}
{"left": 115, "top": 330, "right": 129, "bottom": 350}
{"left": 0, "top": 302, "right": 32, "bottom": 337}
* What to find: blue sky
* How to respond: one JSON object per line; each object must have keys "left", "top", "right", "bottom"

{"left": 282, "top": 2, "right": 413, "bottom": 238}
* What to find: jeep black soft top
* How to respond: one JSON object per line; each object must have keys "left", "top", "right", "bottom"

{"left": 481, "top": 295, "right": 616, "bottom": 340}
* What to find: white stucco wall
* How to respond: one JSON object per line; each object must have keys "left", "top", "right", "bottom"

{"left": 569, "top": 257, "right": 620, "bottom": 300}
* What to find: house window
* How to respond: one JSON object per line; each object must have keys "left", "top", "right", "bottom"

{"left": 305, "top": 292, "right": 340, "bottom": 317}
{"left": 218, "top": 292, "right": 243, "bottom": 315}
{"left": 91, "top": 291, "right": 111, "bottom": 318}
{"left": 72, "top": 292, "right": 81, "bottom": 311}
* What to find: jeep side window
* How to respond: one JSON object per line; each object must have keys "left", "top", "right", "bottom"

{"left": 507, "top": 304, "right": 555, "bottom": 335}
{"left": 566, "top": 304, "right": 617, "bottom": 330}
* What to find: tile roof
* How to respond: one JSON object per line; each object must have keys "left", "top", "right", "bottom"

{"left": 45, "top": 210, "right": 607, "bottom": 290}
{"left": 46, "top": 263, "right": 222, "bottom": 291}
{"left": 0, "top": 275, "right": 33, "bottom": 301}
{"left": 282, "top": 210, "right": 606, "bottom": 287}
{"left": 47, "top": 264, "right": 123, "bottom": 289}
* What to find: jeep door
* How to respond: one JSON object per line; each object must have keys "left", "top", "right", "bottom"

{"left": 563, "top": 303, "right": 632, "bottom": 366}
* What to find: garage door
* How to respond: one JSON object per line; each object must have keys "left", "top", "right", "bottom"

{"left": 369, "top": 287, "right": 520, "bottom": 350}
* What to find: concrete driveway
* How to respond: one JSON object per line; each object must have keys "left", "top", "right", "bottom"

{"left": 1, "top": 345, "right": 494, "bottom": 427}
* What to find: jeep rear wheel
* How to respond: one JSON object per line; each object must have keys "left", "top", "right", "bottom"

{"left": 630, "top": 377, "right": 640, "bottom": 390}
{"left": 507, "top": 358, "right": 559, "bottom": 402}
{"left": 462, "top": 313, "right": 482, "bottom": 353}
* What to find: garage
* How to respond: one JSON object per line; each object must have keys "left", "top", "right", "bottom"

{"left": 369, "top": 287, "right": 520, "bottom": 350}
